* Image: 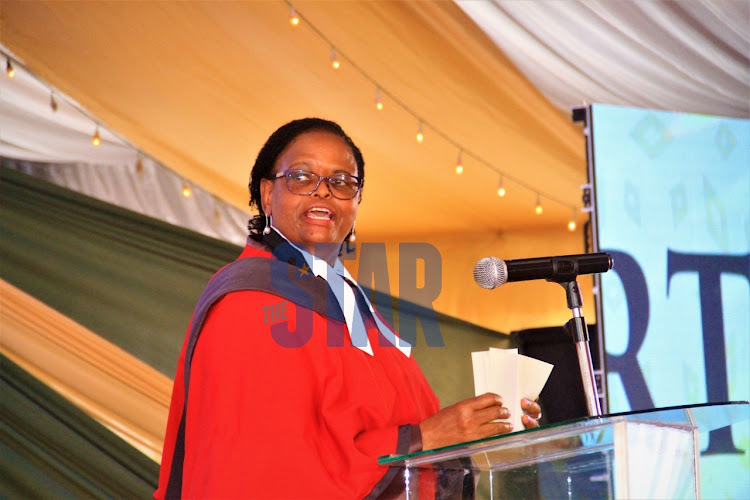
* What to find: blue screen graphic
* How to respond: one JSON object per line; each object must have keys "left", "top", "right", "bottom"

{"left": 590, "top": 103, "right": 749, "bottom": 498}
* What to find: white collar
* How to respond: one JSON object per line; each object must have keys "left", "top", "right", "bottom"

{"left": 273, "top": 228, "right": 410, "bottom": 357}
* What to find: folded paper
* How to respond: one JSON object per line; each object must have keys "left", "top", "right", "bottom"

{"left": 472, "top": 348, "right": 553, "bottom": 431}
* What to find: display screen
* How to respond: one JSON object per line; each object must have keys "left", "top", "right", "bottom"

{"left": 589, "top": 103, "right": 749, "bottom": 498}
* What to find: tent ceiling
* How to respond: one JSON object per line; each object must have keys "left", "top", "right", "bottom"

{"left": 2, "top": 1, "right": 747, "bottom": 241}
{"left": 459, "top": 1, "right": 749, "bottom": 120}
{"left": 2, "top": 1, "right": 584, "bottom": 239}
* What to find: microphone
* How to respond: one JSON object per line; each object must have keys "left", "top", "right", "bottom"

{"left": 473, "top": 252, "right": 613, "bottom": 289}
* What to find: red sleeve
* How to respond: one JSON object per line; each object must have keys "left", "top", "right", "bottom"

{"left": 177, "top": 290, "right": 408, "bottom": 499}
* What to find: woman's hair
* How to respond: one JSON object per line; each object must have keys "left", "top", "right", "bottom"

{"left": 247, "top": 117, "right": 365, "bottom": 240}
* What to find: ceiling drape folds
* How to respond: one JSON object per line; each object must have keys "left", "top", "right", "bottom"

{"left": 456, "top": 0, "right": 750, "bottom": 119}
{"left": 1, "top": 353, "right": 160, "bottom": 497}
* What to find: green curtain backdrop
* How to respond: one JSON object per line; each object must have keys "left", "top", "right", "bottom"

{"left": 0, "top": 354, "right": 159, "bottom": 499}
{"left": 1, "top": 163, "right": 241, "bottom": 377}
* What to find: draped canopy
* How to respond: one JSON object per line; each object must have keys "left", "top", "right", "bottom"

{"left": 6, "top": 0, "right": 746, "bottom": 242}
{"left": 3, "top": 0, "right": 746, "bottom": 333}
{"left": 2, "top": 0, "right": 746, "bottom": 237}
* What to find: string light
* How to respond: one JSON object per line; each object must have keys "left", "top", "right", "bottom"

{"left": 1, "top": 14, "right": 580, "bottom": 228}
{"left": 374, "top": 87, "right": 383, "bottom": 110}
{"left": 329, "top": 48, "right": 340, "bottom": 70}
{"left": 2, "top": 15, "right": 579, "bottom": 227}
{"left": 135, "top": 153, "right": 144, "bottom": 174}
{"left": 568, "top": 208, "right": 577, "bottom": 231}
{"left": 497, "top": 175, "right": 506, "bottom": 197}
{"left": 2, "top": 50, "right": 233, "bottom": 217}
{"left": 91, "top": 125, "right": 101, "bottom": 146}
{"left": 289, "top": 5, "right": 300, "bottom": 26}
{"left": 280, "top": 4, "right": 576, "bottom": 218}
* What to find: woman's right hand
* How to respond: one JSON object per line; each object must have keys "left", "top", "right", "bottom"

{"left": 418, "top": 393, "right": 513, "bottom": 450}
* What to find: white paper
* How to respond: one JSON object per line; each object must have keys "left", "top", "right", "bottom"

{"left": 471, "top": 351, "right": 489, "bottom": 397}
{"left": 472, "top": 348, "right": 553, "bottom": 431}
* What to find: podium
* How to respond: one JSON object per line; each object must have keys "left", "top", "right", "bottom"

{"left": 379, "top": 402, "right": 749, "bottom": 499}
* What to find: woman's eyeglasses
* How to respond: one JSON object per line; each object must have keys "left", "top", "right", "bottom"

{"left": 273, "top": 170, "right": 363, "bottom": 200}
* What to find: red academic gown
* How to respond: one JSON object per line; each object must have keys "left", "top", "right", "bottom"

{"left": 155, "top": 244, "right": 441, "bottom": 499}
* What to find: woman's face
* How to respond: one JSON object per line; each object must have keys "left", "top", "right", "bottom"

{"left": 260, "top": 130, "right": 360, "bottom": 256}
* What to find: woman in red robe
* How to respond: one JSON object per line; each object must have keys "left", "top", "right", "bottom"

{"left": 155, "top": 118, "right": 540, "bottom": 499}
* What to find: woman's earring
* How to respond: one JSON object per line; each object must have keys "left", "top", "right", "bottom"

{"left": 348, "top": 221, "right": 356, "bottom": 242}
{"left": 263, "top": 214, "right": 272, "bottom": 235}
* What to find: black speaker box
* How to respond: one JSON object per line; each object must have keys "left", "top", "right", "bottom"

{"left": 511, "top": 325, "right": 601, "bottom": 424}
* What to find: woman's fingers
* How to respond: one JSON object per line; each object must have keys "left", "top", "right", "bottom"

{"left": 470, "top": 392, "right": 504, "bottom": 410}
{"left": 419, "top": 393, "right": 516, "bottom": 449}
{"left": 521, "top": 398, "right": 542, "bottom": 429}
{"left": 521, "top": 414, "right": 541, "bottom": 428}
{"left": 473, "top": 402, "right": 510, "bottom": 423}
{"left": 521, "top": 398, "right": 541, "bottom": 419}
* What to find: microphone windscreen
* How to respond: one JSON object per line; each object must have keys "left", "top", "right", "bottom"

{"left": 473, "top": 257, "right": 507, "bottom": 289}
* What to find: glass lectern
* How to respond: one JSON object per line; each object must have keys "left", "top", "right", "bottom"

{"left": 379, "top": 402, "right": 749, "bottom": 499}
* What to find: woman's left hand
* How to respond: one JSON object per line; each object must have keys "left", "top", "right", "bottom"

{"left": 521, "top": 398, "right": 542, "bottom": 429}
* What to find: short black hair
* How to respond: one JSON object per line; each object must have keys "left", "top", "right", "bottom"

{"left": 247, "top": 117, "right": 365, "bottom": 240}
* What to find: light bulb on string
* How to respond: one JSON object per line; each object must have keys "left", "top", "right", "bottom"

{"left": 6, "top": 59, "right": 15, "bottom": 78}
{"left": 455, "top": 150, "right": 464, "bottom": 174}
{"left": 497, "top": 175, "right": 506, "bottom": 197}
{"left": 289, "top": 6, "right": 300, "bottom": 26}
{"left": 182, "top": 182, "right": 192, "bottom": 198}
{"left": 374, "top": 87, "right": 383, "bottom": 110}
{"left": 135, "top": 153, "right": 144, "bottom": 174}
{"left": 568, "top": 208, "right": 577, "bottom": 231}
{"left": 329, "top": 48, "right": 340, "bottom": 70}
{"left": 535, "top": 194, "right": 543, "bottom": 215}
{"left": 91, "top": 125, "right": 101, "bottom": 146}
{"left": 205, "top": 2, "right": 556, "bottom": 214}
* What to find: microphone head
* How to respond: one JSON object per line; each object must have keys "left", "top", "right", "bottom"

{"left": 473, "top": 257, "right": 508, "bottom": 289}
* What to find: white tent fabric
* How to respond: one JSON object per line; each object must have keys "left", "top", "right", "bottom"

{"left": 1, "top": 63, "right": 249, "bottom": 246}
{"left": 457, "top": 0, "right": 749, "bottom": 119}
{"left": 1, "top": 60, "right": 133, "bottom": 164}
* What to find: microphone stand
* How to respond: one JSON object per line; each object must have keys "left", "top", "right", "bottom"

{"left": 558, "top": 279, "right": 602, "bottom": 417}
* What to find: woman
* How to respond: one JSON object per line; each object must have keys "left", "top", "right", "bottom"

{"left": 155, "top": 118, "right": 540, "bottom": 499}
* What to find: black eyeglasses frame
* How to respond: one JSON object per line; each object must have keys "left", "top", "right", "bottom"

{"left": 272, "top": 169, "right": 363, "bottom": 200}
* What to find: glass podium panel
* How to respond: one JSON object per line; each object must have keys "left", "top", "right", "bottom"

{"left": 379, "top": 402, "right": 749, "bottom": 499}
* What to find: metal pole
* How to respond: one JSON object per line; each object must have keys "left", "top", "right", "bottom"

{"left": 560, "top": 281, "right": 602, "bottom": 417}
